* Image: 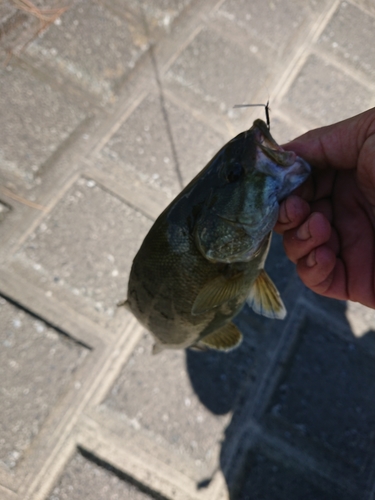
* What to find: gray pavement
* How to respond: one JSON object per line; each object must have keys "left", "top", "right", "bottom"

{"left": 1, "top": 0, "right": 375, "bottom": 498}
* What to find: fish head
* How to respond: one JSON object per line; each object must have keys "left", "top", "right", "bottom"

{"left": 195, "top": 119, "right": 310, "bottom": 263}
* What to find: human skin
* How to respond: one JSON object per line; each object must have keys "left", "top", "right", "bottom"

{"left": 274, "top": 108, "right": 375, "bottom": 309}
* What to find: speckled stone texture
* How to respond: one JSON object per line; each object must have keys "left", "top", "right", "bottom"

{"left": 0, "top": 297, "right": 88, "bottom": 470}
{"left": 47, "top": 450, "right": 154, "bottom": 500}
{"left": 25, "top": 0, "right": 147, "bottom": 103}
{"left": 283, "top": 53, "right": 372, "bottom": 126}
{"left": 17, "top": 178, "right": 152, "bottom": 318}
{"left": 1, "top": 0, "right": 375, "bottom": 499}
{"left": 0, "top": 65, "right": 86, "bottom": 187}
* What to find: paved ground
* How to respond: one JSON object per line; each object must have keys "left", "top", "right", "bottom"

{"left": 1, "top": 0, "right": 375, "bottom": 499}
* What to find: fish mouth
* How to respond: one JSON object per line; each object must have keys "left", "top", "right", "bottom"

{"left": 253, "top": 119, "right": 296, "bottom": 167}
{"left": 251, "top": 118, "right": 311, "bottom": 200}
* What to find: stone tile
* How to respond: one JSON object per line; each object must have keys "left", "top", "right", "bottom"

{"left": 97, "top": 93, "right": 181, "bottom": 200}
{"left": 0, "top": 5, "right": 28, "bottom": 62}
{"left": 0, "top": 296, "right": 88, "bottom": 470}
{"left": 268, "top": 115, "right": 307, "bottom": 149}
{"left": 318, "top": 1, "right": 375, "bottom": 79}
{"left": 267, "top": 316, "right": 375, "bottom": 474}
{"left": 0, "top": 1, "right": 17, "bottom": 25}
{"left": 283, "top": 54, "right": 372, "bottom": 127}
{"left": 26, "top": 0, "right": 147, "bottom": 103}
{"left": 103, "top": 331, "right": 257, "bottom": 480}
{"left": 235, "top": 449, "right": 351, "bottom": 500}
{"left": 354, "top": 0, "right": 375, "bottom": 17}
{"left": 47, "top": 449, "right": 153, "bottom": 500}
{"left": 164, "top": 27, "right": 269, "bottom": 118}
{"left": 109, "top": 0, "right": 192, "bottom": 40}
{"left": 17, "top": 178, "right": 152, "bottom": 318}
{"left": 165, "top": 99, "right": 226, "bottom": 186}
{"left": 216, "top": 0, "right": 327, "bottom": 59}
{"left": 0, "top": 64, "right": 86, "bottom": 187}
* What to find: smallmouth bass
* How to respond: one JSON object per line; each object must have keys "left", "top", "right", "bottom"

{"left": 122, "top": 119, "right": 310, "bottom": 353}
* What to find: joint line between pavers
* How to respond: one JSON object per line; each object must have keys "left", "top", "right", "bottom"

{"left": 163, "top": 88, "right": 229, "bottom": 138}
{"left": 0, "top": 267, "right": 111, "bottom": 349}
{"left": 273, "top": 106, "right": 321, "bottom": 134}
{"left": 77, "top": 419, "right": 216, "bottom": 500}
{"left": 89, "top": 89, "right": 151, "bottom": 158}
{"left": 0, "top": 483, "right": 18, "bottom": 500}
{"left": 86, "top": 323, "right": 145, "bottom": 408}
{"left": 23, "top": 318, "right": 140, "bottom": 500}
{"left": 15, "top": 351, "right": 105, "bottom": 495}
{"left": 157, "top": 22, "right": 205, "bottom": 77}
{"left": 272, "top": 0, "right": 341, "bottom": 104}
{"left": 218, "top": 303, "right": 308, "bottom": 479}
{"left": 81, "top": 165, "right": 163, "bottom": 221}
{"left": 2, "top": 171, "right": 82, "bottom": 258}
{"left": 349, "top": 0, "right": 375, "bottom": 18}
{"left": 23, "top": 438, "right": 77, "bottom": 500}
{"left": 312, "top": 45, "right": 375, "bottom": 92}
{"left": 270, "top": 108, "right": 307, "bottom": 136}
{"left": 242, "top": 419, "right": 359, "bottom": 495}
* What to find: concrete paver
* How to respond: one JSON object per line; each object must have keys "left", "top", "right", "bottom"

{"left": 0, "top": 296, "right": 88, "bottom": 470}
{"left": 1, "top": 1, "right": 375, "bottom": 499}
{"left": 99, "top": 92, "right": 182, "bottom": 198}
{"left": 164, "top": 26, "right": 270, "bottom": 117}
{"left": 215, "top": 0, "right": 329, "bottom": 60}
{"left": 0, "top": 63, "right": 87, "bottom": 187}
{"left": 104, "top": 332, "right": 230, "bottom": 483}
{"left": 16, "top": 177, "right": 152, "bottom": 320}
{"left": 318, "top": 1, "right": 375, "bottom": 79}
{"left": 266, "top": 317, "right": 375, "bottom": 478}
{"left": 47, "top": 449, "right": 155, "bottom": 500}
{"left": 235, "top": 449, "right": 351, "bottom": 500}
{"left": 25, "top": 0, "right": 148, "bottom": 104}
{"left": 284, "top": 52, "right": 373, "bottom": 125}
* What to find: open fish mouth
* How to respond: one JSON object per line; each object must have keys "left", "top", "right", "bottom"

{"left": 253, "top": 119, "right": 297, "bottom": 167}
{"left": 251, "top": 118, "right": 311, "bottom": 201}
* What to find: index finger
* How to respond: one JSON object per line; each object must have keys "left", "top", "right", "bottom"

{"left": 283, "top": 108, "right": 375, "bottom": 207}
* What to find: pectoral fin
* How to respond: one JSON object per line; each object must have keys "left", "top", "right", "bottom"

{"left": 199, "top": 322, "right": 242, "bottom": 351}
{"left": 192, "top": 273, "right": 245, "bottom": 316}
{"left": 247, "top": 269, "right": 286, "bottom": 319}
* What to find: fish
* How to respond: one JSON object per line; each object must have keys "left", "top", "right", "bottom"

{"left": 122, "top": 119, "right": 310, "bottom": 353}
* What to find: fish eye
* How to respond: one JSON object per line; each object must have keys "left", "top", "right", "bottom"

{"left": 226, "top": 162, "right": 243, "bottom": 183}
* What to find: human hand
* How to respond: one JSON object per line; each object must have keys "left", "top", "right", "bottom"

{"left": 274, "top": 108, "right": 375, "bottom": 309}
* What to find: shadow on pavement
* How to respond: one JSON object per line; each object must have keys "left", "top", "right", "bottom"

{"left": 185, "top": 238, "right": 375, "bottom": 499}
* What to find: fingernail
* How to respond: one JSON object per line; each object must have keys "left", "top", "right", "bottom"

{"left": 296, "top": 219, "right": 311, "bottom": 240}
{"left": 306, "top": 250, "right": 316, "bottom": 267}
